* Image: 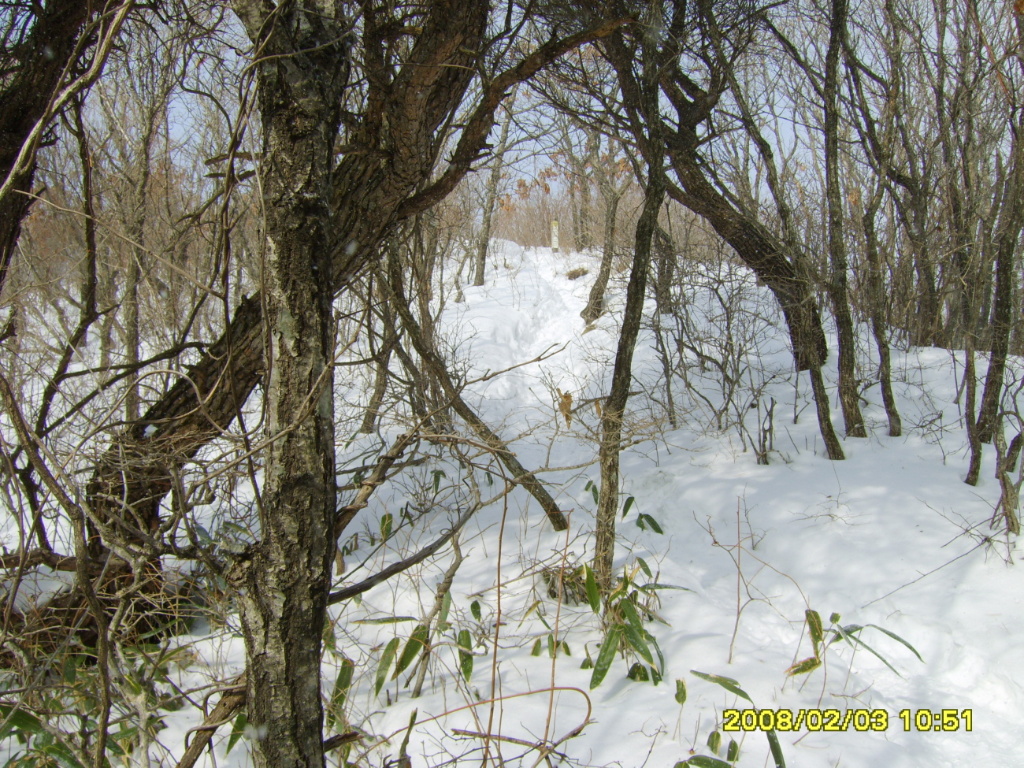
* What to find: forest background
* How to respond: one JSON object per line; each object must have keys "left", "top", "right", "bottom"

{"left": 1, "top": 1, "right": 1023, "bottom": 766}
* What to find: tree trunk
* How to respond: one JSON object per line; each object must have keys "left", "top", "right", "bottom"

{"left": 75, "top": 5, "right": 616, "bottom": 560}
{"left": 581, "top": 188, "right": 621, "bottom": 324}
{"left": 592, "top": 22, "right": 667, "bottom": 588}
{"left": 228, "top": 3, "right": 347, "bottom": 766}
{"left": 473, "top": 89, "right": 516, "bottom": 286}
{"left": 593, "top": 168, "right": 664, "bottom": 589}
{"left": 974, "top": 112, "right": 1024, "bottom": 445}
{"left": 665, "top": 147, "right": 826, "bottom": 372}
{"left": 861, "top": 184, "right": 902, "bottom": 437}
{"left": 359, "top": 324, "right": 397, "bottom": 434}
{"left": 18, "top": 2, "right": 624, "bottom": 655}
{"left": 0, "top": 1, "right": 91, "bottom": 298}
{"left": 386, "top": 252, "right": 569, "bottom": 531}
{"left": 823, "top": 0, "right": 866, "bottom": 438}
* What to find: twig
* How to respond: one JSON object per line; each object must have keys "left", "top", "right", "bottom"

{"left": 861, "top": 540, "right": 987, "bottom": 608}
{"left": 327, "top": 501, "right": 481, "bottom": 604}
{"left": 176, "top": 680, "right": 246, "bottom": 768}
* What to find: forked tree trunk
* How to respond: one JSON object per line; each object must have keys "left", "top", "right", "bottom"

{"left": 861, "top": 184, "right": 902, "bottom": 437}
{"left": 73, "top": 7, "right": 621, "bottom": 566}
{"left": 823, "top": 0, "right": 866, "bottom": 439}
{"left": 386, "top": 251, "right": 569, "bottom": 531}
{"left": 592, "top": 22, "right": 667, "bottom": 588}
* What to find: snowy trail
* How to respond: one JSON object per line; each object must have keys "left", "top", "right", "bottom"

{"left": 151, "top": 241, "right": 1023, "bottom": 768}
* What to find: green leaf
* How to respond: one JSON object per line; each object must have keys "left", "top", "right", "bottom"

{"left": 806, "top": 609, "right": 824, "bottom": 656}
{"left": 690, "top": 671, "right": 753, "bottom": 703}
{"left": 649, "top": 664, "right": 662, "bottom": 685}
{"left": 375, "top": 637, "right": 400, "bottom": 695}
{"left": 726, "top": 738, "right": 740, "bottom": 761}
{"left": 785, "top": 656, "right": 822, "bottom": 676}
{"left": 765, "top": 728, "right": 787, "bottom": 768}
{"left": 0, "top": 704, "right": 45, "bottom": 739}
{"left": 644, "top": 583, "right": 693, "bottom": 594}
{"left": 619, "top": 596, "right": 645, "bottom": 630}
{"left": 622, "top": 622, "right": 654, "bottom": 666}
{"left": 829, "top": 611, "right": 841, "bottom": 625}
{"left": 61, "top": 656, "right": 79, "bottom": 686}
{"left": 637, "top": 557, "right": 653, "bottom": 579}
{"left": 863, "top": 624, "right": 924, "bottom": 663}
{"left": 707, "top": 729, "right": 722, "bottom": 754}
{"left": 626, "top": 662, "right": 649, "bottom": 681}
{"left": 531, "top": 638, "right": 543, "bottom": 656}
{"left": 641, "top": 628, "right": 665, "bottom": 677}
{"left": 354, "top": 616, "right": 418, "bottom": 625}
{"left": 327, "top": 658, "right": 355, "bottom": 729}
{"left": 34, "top": 731, "right": 53, "bottom": 747}
{"left": 829, "top": 623, "right": 862, "bottom": 646}
{"left": 194, "top": 523, "right": 213, "bottom": 546}
{"left": 674, "top": 678, "right": 687, "bottom": 706}
{"left": 432, "top": 469, "right": 445, "bottom": 493}
{"left": 584, "top": 565, "right": 601, "bottom": 614}
{"left": 457, "top": 629, "right": 473, "bottom": 681}
{"left": 37, "top": 742, "right": 87, "bottom": 768}
{"left": 832, "top": 624, "right": 902, "bottom": 676}
{"left": 437, "top": 591, "right": 452, "bottom": 631}
{"left": 590, "top": 626, "right": 622, "bottom": 689}
{"left": 222, "top": 521, "right": 249, "bottom": 537}
{"left": 586, "top": 480, "right": 599, "bottom": 506}
{"left": 470, "top": 600, "right": 482, "bottom": 622}
{"left": 380, "top": 513, "right": 393, "bottom": 542}
{"left": 107, "top": 728, "right": 132, "bottom": 757}
{"left": 394, "top": 624, "right": 430, "bottom": 679}
{"left": 682, "top": 757, "right": 732, "bottom": 768}
{"left": 622, "top": 495, "right": 635, "bottom": 520}
{"left": 637, "top": 513, "right": 664, "bottom": 534}
{"left": 226, "top": 712, "right": 247, "bottom": 755}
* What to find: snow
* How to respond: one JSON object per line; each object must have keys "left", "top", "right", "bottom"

{"left": 18, "top": 240, "right": 1024, "bottom": 767}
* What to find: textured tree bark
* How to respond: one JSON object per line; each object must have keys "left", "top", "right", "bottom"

{"left": 228, "top": 3, "right": 349, "bottom": 765}
{"left": 823, "top": 0, "right": 865, "bottom": 438}
{"left": 592, "top": 21, "right": 667, "bottom": 588}
{"left": 974, "top": 114, "right": 1024, "bottom": 445}
{"left": 593, "top": 169, "right": 664, "bottom": 588}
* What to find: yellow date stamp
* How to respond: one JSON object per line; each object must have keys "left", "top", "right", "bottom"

{"left": 722, "top": 708, "right": 973, "bottom": 733}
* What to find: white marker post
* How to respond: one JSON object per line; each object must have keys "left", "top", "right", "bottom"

{"left": 551, "top": 219, "right": 560, "bottom": 253}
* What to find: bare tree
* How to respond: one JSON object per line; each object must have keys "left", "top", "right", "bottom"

{"left": 473, "top": 86, "right": 518, "bottom": 287}
{"left": 581, "top": 132, "right": 632, "bottom": 324}
{"left": 589, "top": 2, "right": 672, "bottom": 589}
{"left": 1, "top": 3, "right": 629, "bottom": 763}
{"left": 0, "top": 3, "right": 143, "bottom": 398}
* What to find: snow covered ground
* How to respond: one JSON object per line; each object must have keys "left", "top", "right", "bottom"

{"left": 116, "top": 242, "right": 1024, "bottom": 765}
